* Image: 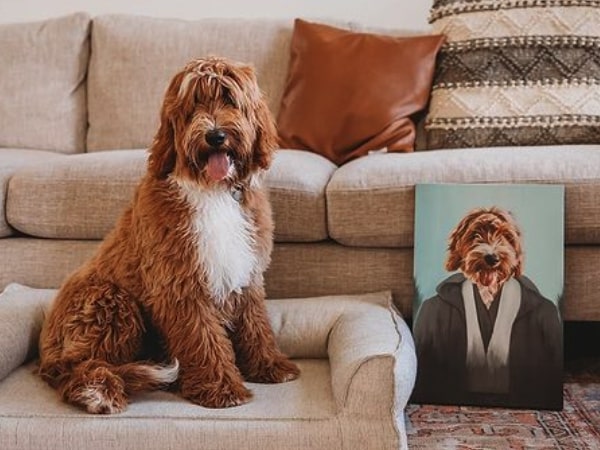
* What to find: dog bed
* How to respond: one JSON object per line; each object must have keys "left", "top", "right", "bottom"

{"left": 0, "top": 285, "right": 416, "bottom": 450}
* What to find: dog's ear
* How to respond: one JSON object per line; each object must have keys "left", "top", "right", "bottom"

{"left": 235, "top": 65, "right": 278, "bottom": 170}
{"left": 445, "top": 209, "right": 480, "bottom": 272}
{"left": 445, "top": 232, "right": 462, "bottom": 272}
{"left": 445, "top": 223, "right": 465, "bottom": 272}
{"left": 148, "top": 72, "right": 185, "bottom": 179}
{"left": 148, "top": 114, "right": 177, "bottom": 179}
{"left": 513, "top": 238, "right": 524, "bottom": 278}
{"left": 253, "top": 97, "right": 278, "bottom": 170}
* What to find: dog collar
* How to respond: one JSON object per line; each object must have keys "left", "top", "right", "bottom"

{"left": 231, "top": 184, "right": 244, "bottom": 203}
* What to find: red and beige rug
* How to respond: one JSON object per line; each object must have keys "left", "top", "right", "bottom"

{"left": 407, "top": 367, "right": 600, "bottom": 449}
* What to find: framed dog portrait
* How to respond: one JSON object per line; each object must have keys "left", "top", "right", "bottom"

{"left": 411, "top": 183, "right": 564, "bottom": 410}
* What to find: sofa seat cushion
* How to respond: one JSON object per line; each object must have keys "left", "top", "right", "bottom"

{"left": 7, "top": 150, "right": 147, "bottom": 240}
{"left": 267, "top": 150, "right": 336, "bottom": 242}
{"left": 6, "top": 149, "right": 333, "bottom": 242}
{"left": 0, "top": 286, "right": 416, "bottom": 450}
{"left": 327, "top": 145, "right": 600, "bottom": 247}
{"left": 0, "top": 150, "right": 67, "bottom": 238}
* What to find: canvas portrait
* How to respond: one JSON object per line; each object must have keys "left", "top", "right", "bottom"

{"left": 411, "top": 184, "right": 564, "bottom": 410}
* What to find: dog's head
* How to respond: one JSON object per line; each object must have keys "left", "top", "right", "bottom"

{"left": 445, "top": 207, "right": 523, "bottom": 289}
{"left": 148, "top": 57, "right": 278, "bottom": 186}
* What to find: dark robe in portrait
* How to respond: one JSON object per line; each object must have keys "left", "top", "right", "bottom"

{"left": 412, "top": 273, "right": 563, "bottom": 410}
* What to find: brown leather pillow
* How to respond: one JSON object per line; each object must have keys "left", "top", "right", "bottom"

{"left": 277, "top": 19, "right": 445, "bottom": 165}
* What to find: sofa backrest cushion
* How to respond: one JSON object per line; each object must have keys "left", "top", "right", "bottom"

{"left": 87, "top": 15, "right": 295, "bottom": 151}
{"left": 0, "top": 13, "right": 91, "bottom": 154}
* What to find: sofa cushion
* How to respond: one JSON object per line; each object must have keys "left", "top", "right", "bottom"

{"left": 6, "top": 150, "right": 146, "bottom": 240}
{"left": 0, "top": 239, "right": 100, "bottom": 292}
{"left": 276, "top": 19, "right": 444, "bottom": 166}
{"left": 87, "top": 15, "right": 295, "bottom": 151}
{"left": 0, "top": 150, "right": 67, "bottom": 238}
{"left": 425, "top": 1, "right": 600, "bottom": 150}
{"left": 327, "top": 145, "right": 600, "bottom": 247}
{"left": 267, "top": 150, "right": 336, "bottom": 242}
{"left": 6, "top": 149, "right": 332, "bottom": 242}
{"left": 0, "top": 13, "right": 90, "bottom": 153}
{"left": 0, "top": 286, "right": 414, "bottom": 450}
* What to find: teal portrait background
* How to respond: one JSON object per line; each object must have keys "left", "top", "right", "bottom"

{"left": 413, "top": 183, "right": 564, "bottom": 318}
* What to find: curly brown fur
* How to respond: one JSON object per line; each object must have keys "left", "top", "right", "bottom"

{"left": 445, "top": 207, "right": 524, "bottom": 307}
{"left": 39, "top": 57, "right": 300, "bottom": 414}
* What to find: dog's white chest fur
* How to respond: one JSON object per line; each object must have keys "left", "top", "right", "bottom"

{"left": 176, "top": 181, "right": 257, "bottom": 305}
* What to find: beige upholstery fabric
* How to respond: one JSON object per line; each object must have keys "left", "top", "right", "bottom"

{"left": 7, "top": 150, "right": 146, "bottom": 239}
{"left": 2, "top": 238, "right": 597, "bottom": 321}
{"left": 6, "top": 149, "right": 332, "bottom": 242}
{"left": 0, "top": 239, "right": 100, "bottom": 290}
{"left": 0, "top": 150, "right": 66, "bottom": 237}
{"left": 0, "top": 13, "right": 90, "bottom": 153}
{"left": 0, "top": 238, "right": 413, "bottom": 313}
{"left": 327, "top": 145, "right": 600, "bottom": 247}
{"left": 268, "top": 243, "right": 415, "bottom": 318}
{"left": 0, "top": 285, "right": 48, "bottom": 382}
{"left": 87, "top": 15, "right": 295, "bottom": 151}
{"left": 267, "top": 150, "right": 337, "bottom": 242}
{"left": 0, "top": 286, "right": 414, "bottom": 450}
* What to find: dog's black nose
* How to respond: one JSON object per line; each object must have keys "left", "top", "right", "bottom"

{"left": 484, "top": 254, "right": 499, "bottom": 266}
{"left": 206, "top": 129, "right": 227, "bottom": 147}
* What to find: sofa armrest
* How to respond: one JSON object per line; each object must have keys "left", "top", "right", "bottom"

{"left": 267, "top": 291, "right": 417, "bottom": 415}
{"left": 327, "top": 297, "right": 416, "bottom": 414}
{"left": 0, "top": 284, "right": 54, "bottom": 382}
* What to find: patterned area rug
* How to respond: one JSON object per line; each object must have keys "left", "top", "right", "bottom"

{"left": 406, "top": 361, "right": 600, "bottom": 449}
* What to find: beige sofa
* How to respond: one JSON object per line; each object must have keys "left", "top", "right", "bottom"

{"left": 1, "top": 13, "right": 599, "bottom": 321}
{"left": 1, "top": 11, "right": 599, "bottom": 449}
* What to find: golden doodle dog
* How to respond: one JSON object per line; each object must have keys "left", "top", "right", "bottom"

{"left": 39, "top": 57, "right": 300, "bottom": 414}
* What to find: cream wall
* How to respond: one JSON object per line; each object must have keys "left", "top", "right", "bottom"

{"left": 0, "top": 0, "right": 431, "bottom": 29}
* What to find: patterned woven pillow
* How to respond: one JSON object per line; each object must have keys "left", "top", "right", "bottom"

{"left": 425, "top": 0, "right": 600, "bottom": 150}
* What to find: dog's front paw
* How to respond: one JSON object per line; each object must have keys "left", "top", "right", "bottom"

{"left": 184, "top": 379, "right": 253, "bottom": 408}
{"left": 246, "top": 357, "right": 300, "bottom": 384}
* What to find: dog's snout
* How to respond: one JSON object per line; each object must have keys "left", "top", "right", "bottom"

{"left": 484, "top": 253, "right": 499, "bottom": 266}
{"left": 206, "top": 129, "right": 227, "bottom": 147}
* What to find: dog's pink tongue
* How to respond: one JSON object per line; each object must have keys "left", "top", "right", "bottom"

{"left": 481, "top": 272, "right": 496, "bottom": 287}
{"left": 207, "top": 153, "right": 230, "bottom": 181}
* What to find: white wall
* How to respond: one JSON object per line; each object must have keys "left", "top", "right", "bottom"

{"left": 0, "top": 0, "right": 431, "bottom": 30}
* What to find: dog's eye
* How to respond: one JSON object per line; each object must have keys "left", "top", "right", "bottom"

{"left": 223, "top": 92, "right": 238, "bottom": 109}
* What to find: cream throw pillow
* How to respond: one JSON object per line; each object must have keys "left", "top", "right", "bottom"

{"left": 425, "top": 0, "right": 600, "bottom": 150}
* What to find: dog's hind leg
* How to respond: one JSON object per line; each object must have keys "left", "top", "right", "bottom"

{"left": 40, "top": 278, "right": 177, "bottom": 413}
{"left": 58, "top": 358, "right": 179, "bottom": 414}
{"left": 59, "top": 359, "right": 128, "bottom": 414}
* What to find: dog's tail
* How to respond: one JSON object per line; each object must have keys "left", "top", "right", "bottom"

{"left": 41, "top": 358, "right": 179, "bottom": 414}
{"left": 114, "top": 359, "right": 180, "bottom": 393}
